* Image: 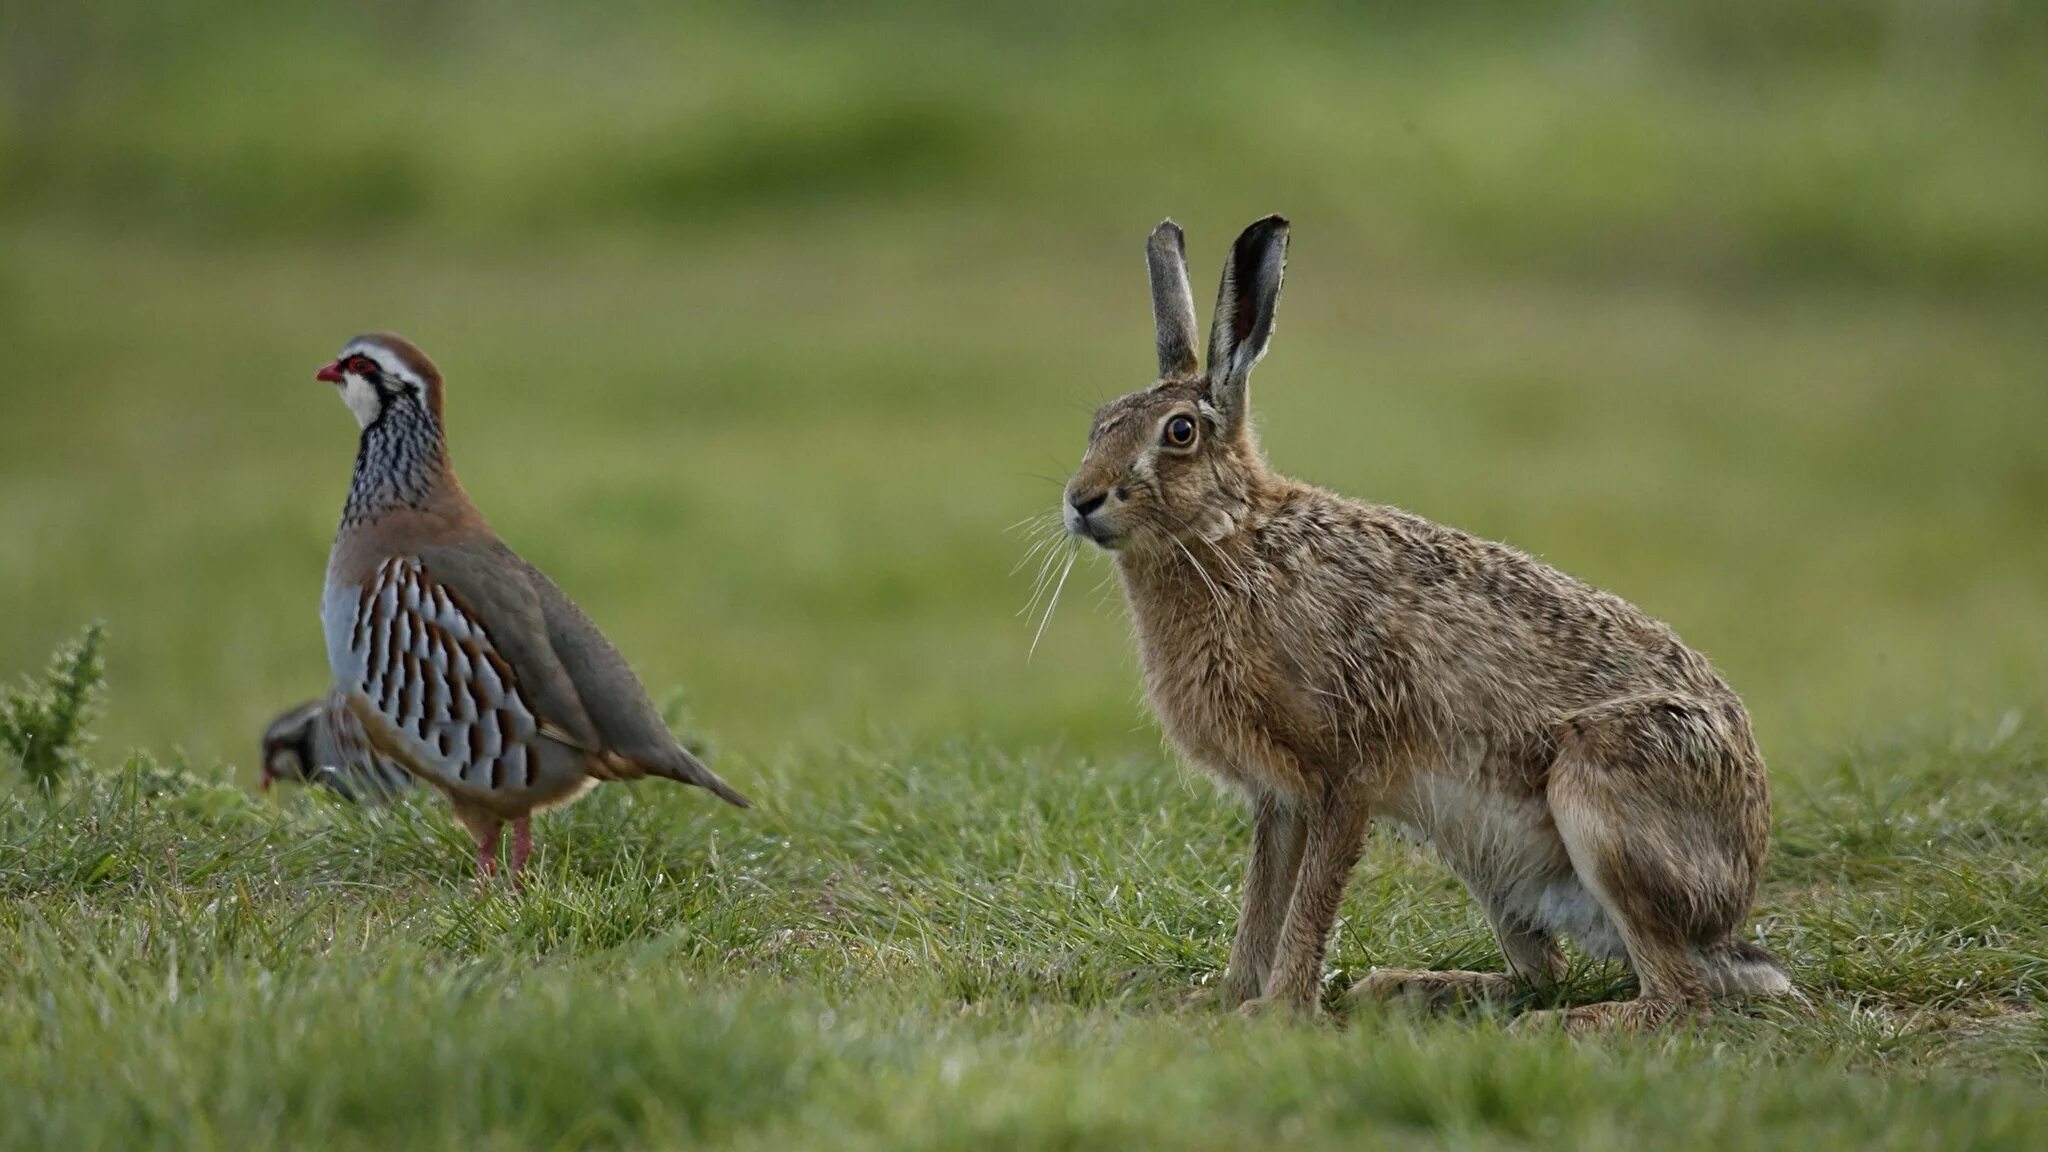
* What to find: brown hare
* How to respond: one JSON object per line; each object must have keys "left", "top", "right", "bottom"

{"left": 1060, "top": 216, "right": 1790, "bottom": 1031}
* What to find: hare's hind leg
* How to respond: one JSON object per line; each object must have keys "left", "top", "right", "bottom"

{"left": 1217, "top": 789, "right": 1309, "bottom": 1007}
{"left": 1519, "top": 694, "right": 1777, "bottom": 1034}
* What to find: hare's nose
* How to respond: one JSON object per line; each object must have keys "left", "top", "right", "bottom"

{"left": 1069, "top": 491, "right": 1108, "bottom": 518}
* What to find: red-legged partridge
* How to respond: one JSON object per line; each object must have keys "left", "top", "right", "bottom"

{"left": 314, "top": 333, "right": 748, "bottom": 882}
{"left": 260, "top": 689, "right": 412, "bottom": 802}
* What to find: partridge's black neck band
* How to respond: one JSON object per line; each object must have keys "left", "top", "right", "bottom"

{"left": 344, "top": 400, "right": 444, "bottom": 525}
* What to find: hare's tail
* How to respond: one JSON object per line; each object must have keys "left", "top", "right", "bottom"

{"left": 1697, "top": 939, "right": 1795, "bottom": 999}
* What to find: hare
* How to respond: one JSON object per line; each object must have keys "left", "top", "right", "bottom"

{"left": 1060, "top": 216, "right": 1790, "bottom": 1030}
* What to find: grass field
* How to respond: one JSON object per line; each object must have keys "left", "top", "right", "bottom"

{"left": 4, "top": 2, "right": 2048, "bottom": 1147}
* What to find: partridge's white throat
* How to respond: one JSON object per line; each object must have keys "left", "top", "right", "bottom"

{"left": 315, "top": 333, "right": 748, "bottom": 882}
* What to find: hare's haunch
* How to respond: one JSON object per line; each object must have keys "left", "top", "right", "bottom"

{"left": 1061, "top": 217, "right": 1790, "bottom": 1029}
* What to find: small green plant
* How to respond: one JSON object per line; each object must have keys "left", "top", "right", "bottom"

{"left": 0, "top": 622, "right": 107, "bottom": 789}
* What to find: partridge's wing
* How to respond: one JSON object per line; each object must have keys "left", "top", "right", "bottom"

{"left": 522, "top": 562, "right": 750, "bottom": 805}
{"left": 519, "top": 562, "right": 674, "bottom": 763}
{"left": 330, "top": 554, "right": 578, "bottom": 795}
{"left": 412, "top": 540, "right": 605, "bottom": 748}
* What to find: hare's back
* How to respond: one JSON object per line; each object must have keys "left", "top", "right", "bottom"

{"left": 1275, "top": 492, "right": 1733, "bottom": 707}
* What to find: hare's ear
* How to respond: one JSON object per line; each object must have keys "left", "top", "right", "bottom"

{"left": 1147, "top": 219, "right": 1200, "bottom": 377}
{"left": 1204, "top": 215, "right": 1289, "bottom": 430}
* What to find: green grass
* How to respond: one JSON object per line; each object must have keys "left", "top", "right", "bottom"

{"left": 3, "top": 724, "right": 2046, "bottom": 1148}
{"left": 4, "top": 1, "right": 2048, "bottom": 1147}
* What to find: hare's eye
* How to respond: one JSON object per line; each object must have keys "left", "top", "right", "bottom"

{"left": 1163, "top": 415, "right": 1197, "bottom": 448}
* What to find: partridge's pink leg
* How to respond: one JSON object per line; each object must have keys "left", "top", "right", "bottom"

{"left": 476, "top": 829, "right": 499, "bottom": 881}
{"left": 510, "top": 817, "right": 533, "bottom": 884}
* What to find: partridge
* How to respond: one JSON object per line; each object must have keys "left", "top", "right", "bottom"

{"left": 260, "top": 690, "right": 412, "bottom": 802}
{"left": 314, "top": 332, "right": 748, "bottom": 881}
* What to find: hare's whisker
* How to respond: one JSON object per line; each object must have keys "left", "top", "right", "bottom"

{"left": 1010, "top": 529, "right": 1062, "bottom": 577}
{"left": 1166, "top": 533, "right": 1225, "bottom": 612}
{"left": 1018, "top": 536, "right": 1073, "bottom": 620}
{"left": 1155, "top": 505, "right": 1250, "bottom": 599}
{"left": 1028, "top": 549, "right": 1078, "bottom": 659}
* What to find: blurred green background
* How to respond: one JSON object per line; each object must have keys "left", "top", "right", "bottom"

{"left": 3, "top": 0, "right": 2046, "bottom": 777}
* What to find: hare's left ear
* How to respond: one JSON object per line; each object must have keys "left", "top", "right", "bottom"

{"left": 1205, "top": 215, "right": 1289, "bottom": 431}
{"left": 1147, "top": 219, "right": 1200, "bottom": 377}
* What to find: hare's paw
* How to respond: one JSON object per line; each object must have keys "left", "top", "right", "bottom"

{"left": 1235, "top": 991, "right": 1322, "bottom": 1022}
{"left": 1176, "top": 985, "right": 1231, "bottom": 1014}
{"left": 1178, "top": 972, "right": 1261, "bottom": 1013}
{"left": 1511, "top": 998, "right": 1698, "bottom": 1035}
{"left": 1349, "top": 968, "right": 1517, "bottom": 1011}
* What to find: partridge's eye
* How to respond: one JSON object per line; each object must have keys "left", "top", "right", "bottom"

{"left": 346, "top": 355, "right": 378, "bottom": 378}
{"left": 1163, "top": 414, "right": 1197, "bottom": 448}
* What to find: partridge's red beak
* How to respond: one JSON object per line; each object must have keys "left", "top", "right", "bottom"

{"left": 259, "top": 766, "right": 275, "bottom": 792}
{"left": 315, "top": 361, "right": 344, "bottom": 384}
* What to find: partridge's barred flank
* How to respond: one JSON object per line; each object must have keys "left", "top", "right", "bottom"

{"left": 1059, "top": 216, "right": 1790, "bottom": 1031}
{"left": 313, "top": 332, "right": 748, "bottom": 883}
{"left": 341, "top": 556, "right": 539, "bottom": 793}
{"left": 259, "top": 690, "right": 412, "bottom": 803}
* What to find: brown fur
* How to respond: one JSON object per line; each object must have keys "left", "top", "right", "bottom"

{"left": 1063, "top": 218, "right": 1788, "bottom": 1026}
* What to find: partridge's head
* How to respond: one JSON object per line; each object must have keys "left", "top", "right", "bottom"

{"left": 316, "top": 333, "right": 444, "bottom": 430}
{"left": 258, "top": 700, "right": 322, "bottom": 792}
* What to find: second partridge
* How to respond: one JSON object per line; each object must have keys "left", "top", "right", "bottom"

{"left": 260, "top": 689, "right": 412, "bottom": 802}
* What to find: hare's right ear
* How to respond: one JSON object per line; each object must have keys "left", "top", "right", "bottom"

{"left": 1147, "top": 219, "right": 1200, "bottom": 377}
{"left": 1204, "top": 215, "right": 1289, "bottom": 431}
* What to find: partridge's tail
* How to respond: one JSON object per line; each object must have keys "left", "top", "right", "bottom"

{"left": 645, "top": 744, "right": 752, "bottom": 809}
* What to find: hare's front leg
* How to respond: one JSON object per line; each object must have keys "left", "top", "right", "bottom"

{"left": 1245, "top": 780, "right": 1373, "bottom": 1017}
{"left": 1218, "top": 789, "right": 1307, "bottom": 1007}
